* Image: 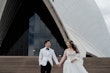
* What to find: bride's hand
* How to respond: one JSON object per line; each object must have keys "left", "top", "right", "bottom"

{"left": 71, "top": 59, "right": 76, "bottom": 63}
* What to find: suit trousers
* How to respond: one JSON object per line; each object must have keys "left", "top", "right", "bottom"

{"left": 40, "top": 61, "right": 52, "bottom": 73}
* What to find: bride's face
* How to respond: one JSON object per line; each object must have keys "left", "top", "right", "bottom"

{"left": 66, "top": 42, "right": 72, "bottom": 48}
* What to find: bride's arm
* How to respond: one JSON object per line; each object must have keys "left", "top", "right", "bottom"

{"left": 74, "top": 53, "right": 81, "bottom": 60}
{"left": 59, "top": 50, "right": 67, "bottom": 65}
{"left": 71, "top": 53, "right": 81, "bottom": 63}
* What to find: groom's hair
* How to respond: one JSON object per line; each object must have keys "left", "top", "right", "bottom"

{"left": 44, "top": 40, "right": 50, "bottom": 44}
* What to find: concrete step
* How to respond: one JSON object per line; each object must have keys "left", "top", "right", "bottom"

{"left": 84, "top": 58, "right": 110, "bottom": 73}
{"left": 0, "top": 56, "right": 109, "bottom": 73}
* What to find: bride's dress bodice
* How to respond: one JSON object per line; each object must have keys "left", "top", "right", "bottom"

{"left": 66, "top": 50, "right": 82, "bottom": 63}
{"left": 66, "top": 51, "right": 76, "bottom": 61}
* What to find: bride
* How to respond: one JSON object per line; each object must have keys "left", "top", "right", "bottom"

{"left": 59, "top": 40, "right": 88, "bottom": 73}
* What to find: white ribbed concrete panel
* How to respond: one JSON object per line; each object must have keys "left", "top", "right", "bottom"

{"left": 49, "top": 0, "right": 110, "bottom": 57}
{"left": 0, "top": 0, "right": 7, "bottom": 46}
{"left": 0, "top": 0, "right": 7, "bottom": 20}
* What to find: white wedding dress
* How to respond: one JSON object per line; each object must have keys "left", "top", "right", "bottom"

{"left": 63, "top": 50, "right": 88, "bottom": 73}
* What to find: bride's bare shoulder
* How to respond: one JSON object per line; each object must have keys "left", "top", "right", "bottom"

{"left": 64, "top": 49, "right": 68, "bottom": 52}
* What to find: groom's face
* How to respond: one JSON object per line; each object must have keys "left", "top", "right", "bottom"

{"left": 45, "top": 41, "right": 51, "bottom": 48}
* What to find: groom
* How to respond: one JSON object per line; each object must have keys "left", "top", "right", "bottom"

{"left": 39, "top": 40, "right": 59, "bottom": 73}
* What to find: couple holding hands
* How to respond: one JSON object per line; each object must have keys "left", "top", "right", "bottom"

{"left": 39, "top": 40, "right": 88, "bottom": 73}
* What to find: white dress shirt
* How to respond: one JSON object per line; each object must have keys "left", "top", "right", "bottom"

{"left": 39, "top": 47, "right": 59, "bottom": 66}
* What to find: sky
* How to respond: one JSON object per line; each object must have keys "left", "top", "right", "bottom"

{"left": 95, "top": 0, "right": 110, "bottom": 33}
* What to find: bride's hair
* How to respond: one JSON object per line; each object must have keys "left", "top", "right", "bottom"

{"left": 67, "top": 40, "right": 79, "bottom": 53}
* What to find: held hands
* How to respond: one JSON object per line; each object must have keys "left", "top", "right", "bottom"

{"left": 57, "top": 63, "right": 61, "bottom": 68}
